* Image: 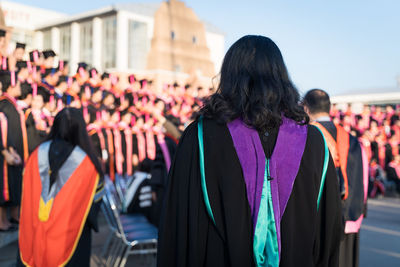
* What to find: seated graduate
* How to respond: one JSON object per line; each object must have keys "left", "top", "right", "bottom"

{"left": 18, "top": 107, "right": 104, "bottom": 267}
{"left": 157, "top": 35, "right": 342, "bottom": 267}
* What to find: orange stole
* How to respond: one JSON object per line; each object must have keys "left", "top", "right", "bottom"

{"left": 19, "top": 149, "right": 99, "bottom": 267}
{"left": 312, "top": 121, "right": 350, "bottom": 199}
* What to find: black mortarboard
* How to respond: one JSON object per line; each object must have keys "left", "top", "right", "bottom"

{"left": 92, "top": 86, "right": 102, "bottom": 94}
{"left": 77, "top": 62, "right": 88, "bottom": 70}
{"left": 56, "top": 75, "right": 68, "bottom": 86}
{"left": 16, "top": 42, "right": 26, "bottom": 49}
{"left": 16, "top": 61, "right": 28, "bottom": 70}
{"left": 0, "top": 30, "right": 6, "bottom": 37}
{"left": 43, "top": 50, "right": 56, "bottom": 59}
{"left": 43, "top": 68, "right": 57, "bottom": 78}
{"left": 101, "top": 72, "right": 110, "bottom": 80}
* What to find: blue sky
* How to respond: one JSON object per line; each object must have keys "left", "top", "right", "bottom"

{"left": 14, "top": 0, "right": 400, "bottom": 95}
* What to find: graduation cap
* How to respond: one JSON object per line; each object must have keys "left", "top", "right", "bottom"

{"left": 77, "top": 62, "right": 88, "bottom": 71}
{"left": 92, "top": 86, "right": 101, "bottom": 94}
{"left": 43, "top": 68, "right": 57, "bottom": 78}
{"left": 43, "top": 50, "right": 56, "bottom": 59}
{"left": 101, "top": 72, "right": 110, "bottom": 80}
{"left": 0, "top": 29, "right": 6, "bottom": 38}
{"left": 56, "top": 75, "right": 69, "bottom": 86}
{"left": 58, "top": 75, "right": 68, "bottom": 82}
{"left": 16, "top": 42, "right": 26, "bottom": 50}
{"left": 16, "top": 61, "right": 28, "bottom": 70}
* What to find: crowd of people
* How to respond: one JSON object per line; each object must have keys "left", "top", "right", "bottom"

{"left": 0, "top": 32, "right": 208, "bottom": 233}
{"left": 0, "top": 29, "right": 397, "bottom": 267}
{"left": 330, "top": 104, "right": 400, "bottom": 196}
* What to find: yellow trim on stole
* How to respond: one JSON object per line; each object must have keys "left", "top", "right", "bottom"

{"left": 38, "top": 197, "right": 54, "bottom": 222}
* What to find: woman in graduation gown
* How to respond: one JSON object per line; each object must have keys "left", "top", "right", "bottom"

{"left": 18, "top": 108, "right": 104, "bottom": 267}
{"left": 157, "top": 35, "right": 342, "bottom": 267}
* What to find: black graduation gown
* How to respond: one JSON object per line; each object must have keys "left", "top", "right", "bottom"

{"left": 158, "top": 118, "right": 342, "bottom": 267}
{"left": 149, "top": 136, "right": 177, "bottom": 226}
{"left": 104, "top": 127, "right": 118, "bottom": 179}
{"left": 0, "top": 97, "right": 24, "bottom": 206}
{"left": 131, "top": 133, "right": 140, "bottom": 172}
{"left": 318, "top": 121, "right": 365, "bottom": 267}
{"left": 89, "top": 129, "right": 102, "bottom": 160}
{"left": 0, "top": 119, "right": 6, "bottom": 205}
{"left": 25, "top": 111, "right": 47, "bottom": 154}
{"left": 120, "top": 127, "right": 128, "bottom": 175}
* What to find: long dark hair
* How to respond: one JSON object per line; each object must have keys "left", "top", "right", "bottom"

{"left": 200, "top": 35, "right": 309, "bottom": 132}
{"left": 46, "top": 107, "right": 103, "bottom": 176}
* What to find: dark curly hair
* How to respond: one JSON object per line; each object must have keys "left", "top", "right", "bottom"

{"left": 200, "top": 35, "right": 309, "bottom": 132}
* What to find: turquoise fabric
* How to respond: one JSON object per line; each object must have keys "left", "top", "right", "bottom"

{"left": 253, "top": 159, "right": 279, "bottom": 267}
{"left": 315, "top": 127, "right": 329, "bottom": 211}
{"left": 197, "top": 117, "right": 216, "bottom": 225}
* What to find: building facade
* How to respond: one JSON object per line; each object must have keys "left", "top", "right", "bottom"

{"left": 31, "top": 0, "right": 224, "bottom": 89}
{"left": 0, "top": 1, "right": 64, "bottom": 52}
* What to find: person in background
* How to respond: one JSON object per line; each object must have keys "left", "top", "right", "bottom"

{"left": 0, "top": 110, "right": 22, "bottom": 231}
{"left": 42, "top": 50, "right": 56, "bottom": 69}
{"left": 303, "top": 89, "right": 368, "bottom": 267}
{"left": 386, "top": 154, "right": 400, "bottom": 194}
{"left": 13, "top": 43, "right": 26, "bottom": 62}
{"left": 18, "top": 108, "right": 104, "bottom": 267}
{"left": 0, "top": 71, "right": 27, "bottom": 226}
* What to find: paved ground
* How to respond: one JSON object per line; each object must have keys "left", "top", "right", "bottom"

{"left": 1, "top": 197, "right": 399, "bottom": 266}
{"left": 359, "top": 197, "right": 400, "bottom": 267}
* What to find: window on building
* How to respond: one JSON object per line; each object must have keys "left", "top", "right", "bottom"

{"left": 192, "top": 36, "right": 197, "bottom": 44}
{"left": 128, "top": 20, "right": 149, "bottom": 70}
{"left": 59, "top": 26, "right": 71, "bottom": 60}
{"left": 80, "top": 21, "right": 93, "bottom": 65}
{"left": 102, "top": 16, "right": 117, "bottom": 69}
{"left": 43, "top": 30, "right": 52, "bottom": 50}
{"left": 171, "top": 31, "right": 175, "bottom": 40}
{"left": 174, "top": 65, "right": 181, "bottom": 73}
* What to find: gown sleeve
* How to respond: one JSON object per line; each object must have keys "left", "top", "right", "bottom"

{"left": 313, "top": 127, "right": 343, "bottom": 267}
